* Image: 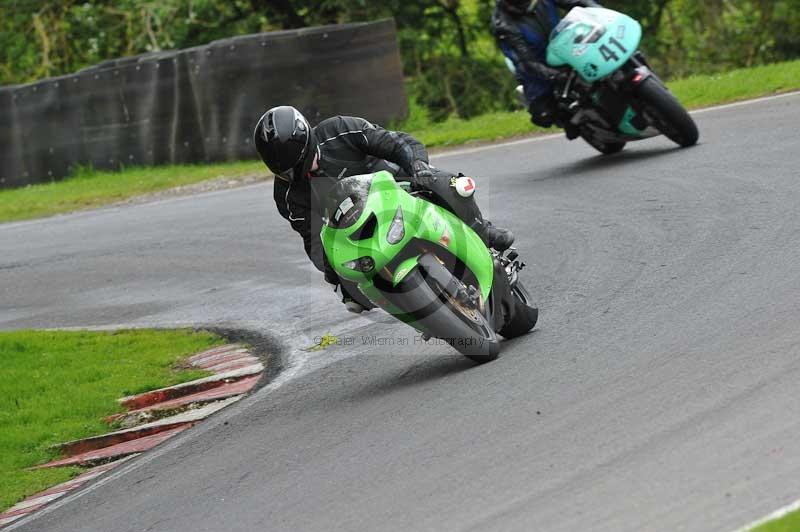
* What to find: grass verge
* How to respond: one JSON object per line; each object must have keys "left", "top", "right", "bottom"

{"left": 1, "top": 59, "right": 799, "bottom": 224}
{"left": 0, "top": 161, "right": 263, "bottom": 224}
{"left": 0, "top": 328, "right": 223, "bottom": 513}
{"left": 410, "top": 59, "right": 800, "bottom": 147}
{"left": 750, "top": 507, "right": 800, "bottom": 532}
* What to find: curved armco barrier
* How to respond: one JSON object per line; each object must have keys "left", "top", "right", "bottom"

{"left": 0, "top": 19, "right": 408, "bottom": 188}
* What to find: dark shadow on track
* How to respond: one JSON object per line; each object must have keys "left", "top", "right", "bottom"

{"left": 303, "top": 354, "right": 478, "bottom": 409}
{"left": 500, "top": 328, "right": 541, "bottom": 349}
{"left": 538, "top": 144, "right": 699, "bottom": 181}
{"left": 301, "top": 330, "right": 544, "bottom": 409}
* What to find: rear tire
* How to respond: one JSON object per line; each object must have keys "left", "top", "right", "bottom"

{"left": 636, "top": 77, "right": 699, "bottom": 147}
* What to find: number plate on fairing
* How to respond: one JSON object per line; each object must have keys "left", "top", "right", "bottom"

{"left": 547, "top": 7, "right": 642, "bottom": 83}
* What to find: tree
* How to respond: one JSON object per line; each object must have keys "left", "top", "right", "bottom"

{"left": 3, "top": 0, "right": 800, "bottom": 118}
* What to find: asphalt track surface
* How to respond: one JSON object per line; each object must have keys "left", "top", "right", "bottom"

{"left": 3, "top": 94, "right": 800, "bottom": 532}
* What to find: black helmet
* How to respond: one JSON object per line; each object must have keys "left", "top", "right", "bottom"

{"left": 500, "top": 0, "right": 533, "bottom": 15}
{"left": 254, "top": 106, "right": 318, "bottom": 182}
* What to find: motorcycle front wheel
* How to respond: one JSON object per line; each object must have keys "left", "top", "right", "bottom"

{"left": 432, "top": 278, "right": 500, "bottom": 363}
{"left": 389, "top": 264, "right": 500, "bottom": 363}
{"left": 636, "top": 77, "right": 699, "bottom": 148}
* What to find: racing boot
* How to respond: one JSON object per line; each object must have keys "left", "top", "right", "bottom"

{"left": 564, "top": 122, "right": 581, "bottom": 140}
{"left": 475, "top": 220, "right": 515, "bottom": 252}
{"left": 343, "top": 297, "right": 368, "bottom": 314}
{"left": 555, "top": 112, "right": 581, "bottom": 140}
{"left": 340, "top": 281, "right": 374, "bottom": 314}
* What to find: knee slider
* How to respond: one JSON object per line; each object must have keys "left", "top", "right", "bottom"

{"left": 450, "top": 174, "right": 476, "bottom": 198}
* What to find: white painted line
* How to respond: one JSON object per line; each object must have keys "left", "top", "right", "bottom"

{"left": 114, "top": 395, "right": 243, "bottom": 432}
{"left": 118, "top": 362, "right": 263, "bottom": 403}
{"left": 8, "top": 492, "right": 66, "bottom": 512}
{"left": 692, "top": 90, "right": 800, "bottom": 115}
{"left": 433, "top": 132, "right": 563, "bottom": 160}
{"left": 189, "top": 347, "right": 249, "bottom": 365}
{"left": 732, "top": 498, "right": 800, "bottom": 532}
{"left": 201, "top": 358, "right": 260, "bottom": 372}
{"left": 0, "top": 514, "right": 24, "bottom": 525}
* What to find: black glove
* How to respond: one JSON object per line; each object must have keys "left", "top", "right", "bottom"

{"left": 412, "top": 159, "right": 434, "bottom": 179}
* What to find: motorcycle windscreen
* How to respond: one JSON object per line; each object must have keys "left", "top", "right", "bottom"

{"left": 550, "top": 9, "right": 607, "bottom": 46}
{"left": 320, "top": 171, "right": 415, "bottom": 283}
{"left": 324, "top": 174, "right": 373, "bottom": 230}
{"left": 547, "top": 7, "right": 642, "bottom": 83}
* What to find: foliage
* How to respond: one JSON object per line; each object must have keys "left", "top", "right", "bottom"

{"left": 751, "top": 508, "right": 800, "bottom": 532}
{"left": 2, "top": 0, "right": 800, "bottom": 120}
{"left": 402, "top": 58, "right": 800, "bottom": 145}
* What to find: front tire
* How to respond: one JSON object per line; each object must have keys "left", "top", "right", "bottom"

{"left": 636, "top": 77, "right": 699, "bottom": 147}
{"left": 436, "top": 284, "right": 500, "bottom": 363}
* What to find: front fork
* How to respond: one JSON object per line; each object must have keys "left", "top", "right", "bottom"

{"left": 612, "top": 52, "right": 657, "bottom": 91}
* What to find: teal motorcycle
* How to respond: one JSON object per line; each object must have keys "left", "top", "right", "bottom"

{"left": 320, "top": 171, "right": 538, "bottom": 363}
{"left": 544, "top": 6, "right": 699, "bottom": 154}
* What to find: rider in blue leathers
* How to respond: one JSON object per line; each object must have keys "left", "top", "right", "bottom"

{"left": 492, "top": 0, "right": 600, "bottom": 137}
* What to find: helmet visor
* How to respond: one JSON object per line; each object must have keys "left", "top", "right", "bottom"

{"left": 276, "top": 144, "right": 316, "bottom": 182}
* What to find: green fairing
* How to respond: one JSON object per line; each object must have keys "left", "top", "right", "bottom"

{"left": 547, "top": 7, "right": 642, "bottom": 83}
{"left": 392, "top": 256, "right": 422, "bottom": 285}
{"left": 319, "top": 171, "right": 494, "bottom": 307}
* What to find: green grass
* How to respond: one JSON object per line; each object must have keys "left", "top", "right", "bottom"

{"left": 412, "top": 109, "right": 538, "bottom": 148}
{"left": 1, "top": 59, "right": 800, "bottom": 224}
{"left": 751, "top": 508, "right": 800, "bottom": 532}
{"left": 669, "top": 60, "right": 800, "bottom": 109}
{"left": 0, "top": 160, "right": 264, "bottom": 224}
{"left": 410, "top": 59, "right": 800, "bottom": 148}
{"left": 0, "top": 328, "right": 223, "bottom": 513}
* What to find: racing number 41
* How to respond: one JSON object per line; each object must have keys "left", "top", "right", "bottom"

{"left": 599, "top": 36, "right": 628, "bottom": 62}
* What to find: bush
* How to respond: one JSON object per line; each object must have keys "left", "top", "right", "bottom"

{"left": 408, "top": 56, "right": 519, "bottom": 122}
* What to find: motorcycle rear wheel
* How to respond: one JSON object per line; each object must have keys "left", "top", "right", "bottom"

{"left": 636, "top": 77, "right": 699, "bottom": 147}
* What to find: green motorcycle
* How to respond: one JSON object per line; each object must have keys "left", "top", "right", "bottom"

{"left": 320, "top": 171, "right": 538, "bottom": 363}
{"left": 545, "top": 6, "right": 699, "bottom": 154}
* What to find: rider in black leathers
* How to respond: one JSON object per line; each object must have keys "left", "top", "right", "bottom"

{"left": 254, "top": 106, "right": 515, "bottom": 313}
{"left": 492, "top": 0, "right": 600, "bottom": 136}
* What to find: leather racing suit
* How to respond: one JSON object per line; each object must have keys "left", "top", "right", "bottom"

{"left": 267, "top": 115, "right": 494, "bottom": 307}
{"left": 492, "top": 0, "right": 600, "bottom": 126}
